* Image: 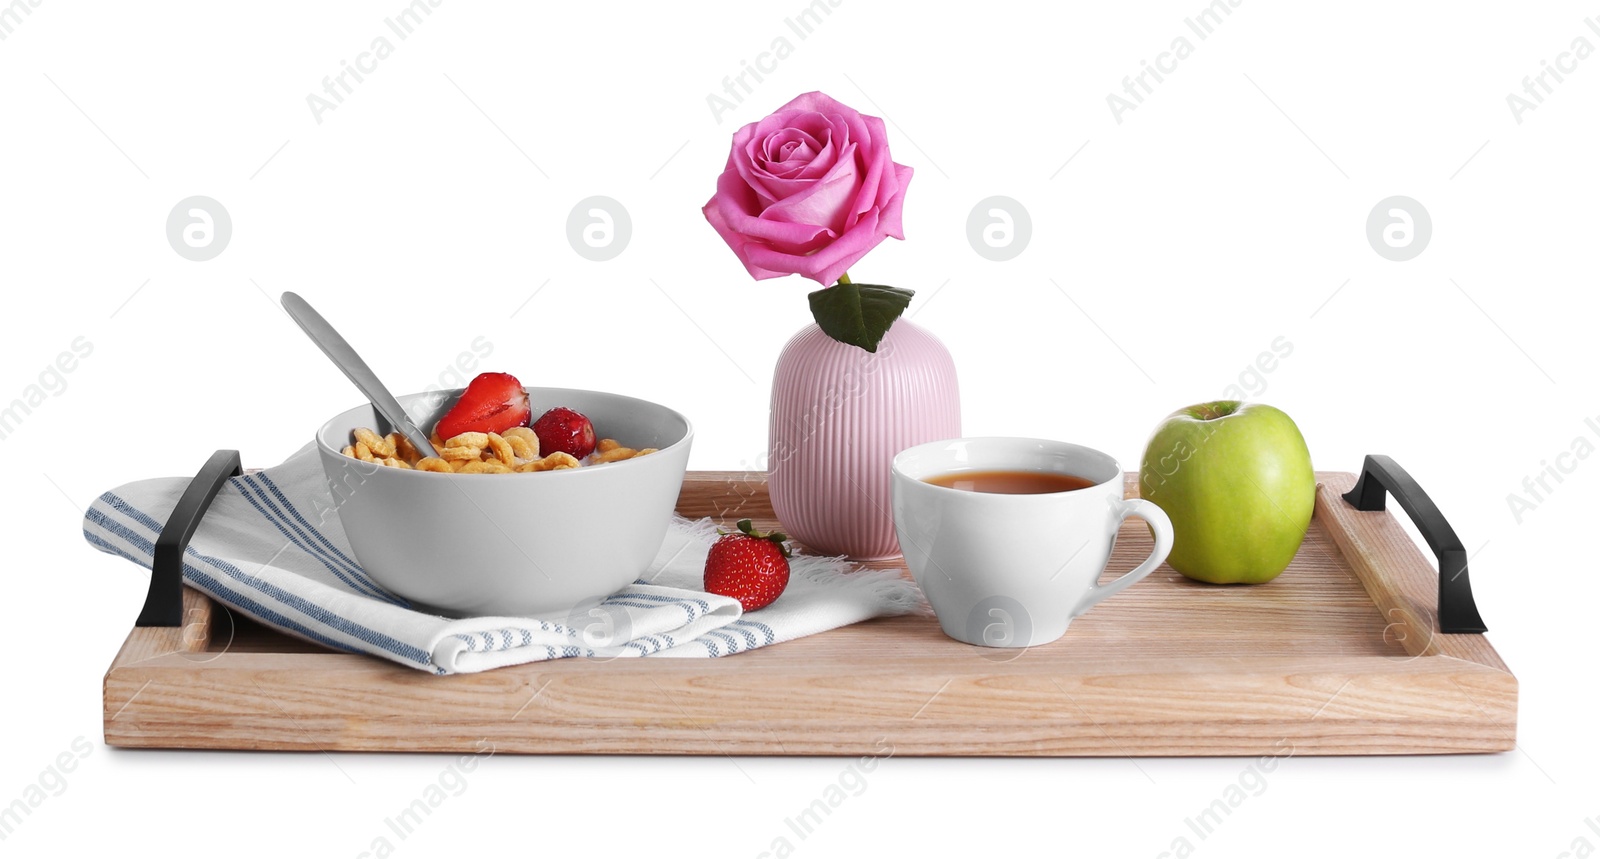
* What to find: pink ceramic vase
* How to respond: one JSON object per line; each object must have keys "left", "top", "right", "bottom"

{"left": 768, "top": 318, "right": 961, "bottom": 560}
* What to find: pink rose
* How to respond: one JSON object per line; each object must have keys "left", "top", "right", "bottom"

{"left": 703, "top": 91, "right": 913, "bottom": 287}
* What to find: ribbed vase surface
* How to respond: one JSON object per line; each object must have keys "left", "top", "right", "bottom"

{"left": 768, "top": 319, "right": 961, "bottom": 560}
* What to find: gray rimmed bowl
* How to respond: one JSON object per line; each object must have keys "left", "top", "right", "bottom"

{"left": 315, "top": 387, "right": 693, "bottom": 617}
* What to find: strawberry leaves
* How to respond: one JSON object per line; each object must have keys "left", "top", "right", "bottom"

{"left": 720, "top": 518, "right": 793, "bottom": 559}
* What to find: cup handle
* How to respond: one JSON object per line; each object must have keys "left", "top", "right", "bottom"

{"left": 1072, "top": 498, "right": 1174, "bottom": 617}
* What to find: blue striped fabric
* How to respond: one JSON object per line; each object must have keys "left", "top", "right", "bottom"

{"left": 79, "top": 444, "right": 923, "bottom": 674}
{"left": 87, "top": 501, "right": 434, "bottom": 667}
{"left": 232, "top": 477, "right": 400, "bottom": 605}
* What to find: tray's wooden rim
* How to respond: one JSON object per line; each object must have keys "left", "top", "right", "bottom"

{"left": 102, "top": 471, "right": 1517, "bottom": 756}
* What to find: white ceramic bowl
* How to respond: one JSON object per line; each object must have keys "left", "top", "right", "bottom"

{"left": 316, "top": 387, "right": 692, "bottom": 617}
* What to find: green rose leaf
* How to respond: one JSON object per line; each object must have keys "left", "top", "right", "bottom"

{"left": 806, "top": 282, "right": 915, "bottom": 353}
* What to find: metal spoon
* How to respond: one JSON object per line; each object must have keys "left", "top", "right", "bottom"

{"left": 281, "top": 291, "right": 440, "bottom": 459}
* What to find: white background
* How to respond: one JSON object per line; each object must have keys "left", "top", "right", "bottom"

{"left": 2, "top": 0, "right": 1595, "bottom": 856}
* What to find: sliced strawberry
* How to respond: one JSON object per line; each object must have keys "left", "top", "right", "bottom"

{"left": 532, "top": 407, "right": 597, "bottom": 459}
{"left": 435, "top": 372, "right": 531, "bottom": 440}
{"left": 703, "top": 520, "right": 791, "bottom": 612}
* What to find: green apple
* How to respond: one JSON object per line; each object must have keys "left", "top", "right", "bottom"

{"left": 1138, "top": 401, "right": 1314, "bottom": 584}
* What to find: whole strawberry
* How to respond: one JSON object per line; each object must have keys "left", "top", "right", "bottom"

{"left": 532, "top": 406, "right": 597, "bottom": 459}
{"left": 703, "top": 519, "right": 791, "bottom": 612}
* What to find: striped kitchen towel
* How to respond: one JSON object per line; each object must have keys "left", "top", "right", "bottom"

{"left": 82, "top": 443, "right": 924, "bottom": 674}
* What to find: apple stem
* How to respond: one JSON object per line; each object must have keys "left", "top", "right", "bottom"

{"left": 1194, "top": 401, "right": 1239, "bottom": 420}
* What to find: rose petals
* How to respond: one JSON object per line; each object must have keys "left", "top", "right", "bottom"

{"left": 703, "top": 91, "right": 911, "bottom": 286}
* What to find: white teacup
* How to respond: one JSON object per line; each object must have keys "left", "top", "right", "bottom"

{"left": 891, "top": 437, "right": 1174, "bottom": 647}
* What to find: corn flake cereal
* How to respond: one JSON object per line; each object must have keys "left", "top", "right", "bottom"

{"left": 342, "top": 425, "right": 652, "bottom": 474}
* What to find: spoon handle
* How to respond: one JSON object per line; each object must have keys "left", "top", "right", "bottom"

{"left": 281, "top": 291, "right": 440, "bottom": 459}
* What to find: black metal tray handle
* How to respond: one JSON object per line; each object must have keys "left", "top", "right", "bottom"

{"left": 139, "top": 452, "right": 1487, "bottom": 635}
{"left": 137, "top": 450, "right": 242, "bottom": 627}
{"left": 1341, "top": 455, "right": 1487, "bottom": 634}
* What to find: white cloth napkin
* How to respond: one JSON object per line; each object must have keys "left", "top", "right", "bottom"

{"left": 82, "top": 443, "right": 924, "bottom": 674}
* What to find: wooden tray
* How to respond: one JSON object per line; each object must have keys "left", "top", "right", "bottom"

{"left": 103, "top": 465, "right": 1517, "bottom": 756}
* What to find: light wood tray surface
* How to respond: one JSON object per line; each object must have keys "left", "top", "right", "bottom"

{"left": 102, "top": 471, "right": 1517, "bottom": 756}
